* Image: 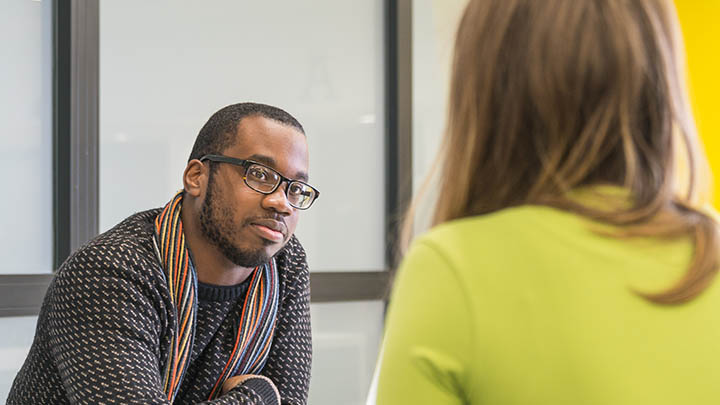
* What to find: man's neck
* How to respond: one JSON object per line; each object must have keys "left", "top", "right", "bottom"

{"left": 181, "top": 204, "right": 255, "bottom": 286}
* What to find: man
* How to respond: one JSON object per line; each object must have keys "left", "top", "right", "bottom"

{"left": 8, "top": 103, "right": 318, "bottom": 405}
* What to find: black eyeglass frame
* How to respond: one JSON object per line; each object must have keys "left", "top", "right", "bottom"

{"left": 199, "top": 154, "right": 320, "bottom": 209}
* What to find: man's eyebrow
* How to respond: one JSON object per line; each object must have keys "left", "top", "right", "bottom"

{"left": 246, "top": 154, "right": 276, "bottom": 167}
{"left": 294, "top": 172, "right": 309, "bottom": 182}
{"left": 247, "top": 154, "right": 309, "bottom": 182}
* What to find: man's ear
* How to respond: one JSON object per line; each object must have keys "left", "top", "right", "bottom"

{"left": 183, "top": 159, "right": 207, "bottom": 198}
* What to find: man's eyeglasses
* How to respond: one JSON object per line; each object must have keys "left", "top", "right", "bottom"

{"left": 199, "top": 154, "right": 320, "bottom": 210}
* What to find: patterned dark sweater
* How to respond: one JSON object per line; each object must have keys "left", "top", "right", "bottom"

{"left": 7, "top": 209, "right": 312, "bottom": 404}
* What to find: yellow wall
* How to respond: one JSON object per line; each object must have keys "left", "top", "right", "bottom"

{"left": 675, "top": 1, "right": 720, "bottom": 208}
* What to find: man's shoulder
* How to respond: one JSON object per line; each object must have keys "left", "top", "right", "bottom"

{"left": 280, "top": 234, "right": 307, "bottom": 260}
{"left": 57, "top": 208, "right": 162, "bottom": 278}
{"left": 275, "top": 234, "right": 309, "bottom": 287}
{"left": 102, "top": 208, "right": 162, "bottom": 243}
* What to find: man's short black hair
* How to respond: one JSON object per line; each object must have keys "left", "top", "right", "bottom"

{"left": 188, "top": 102, "right": 305, "bottom": 162}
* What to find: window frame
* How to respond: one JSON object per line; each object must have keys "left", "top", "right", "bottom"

{"left": 0, "top": 0, "right": 412, "bottom": 316}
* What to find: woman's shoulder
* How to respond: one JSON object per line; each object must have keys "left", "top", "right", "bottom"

{"left": 420, "top": 204, "right": 577, "bottom": 247}
{"left": 409, "top": 204, "right": 612, "bottom": 278}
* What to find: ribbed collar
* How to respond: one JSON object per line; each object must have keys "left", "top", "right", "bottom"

{"left": 197, "top": 278, "right": 251, "bottom": 302}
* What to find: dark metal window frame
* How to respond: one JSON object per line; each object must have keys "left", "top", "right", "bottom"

{"left": 0, "top": 0, "right": 411, "bottom": 316}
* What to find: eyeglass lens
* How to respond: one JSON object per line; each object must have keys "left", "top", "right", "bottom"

{"left": 244, "top": 163, "right": 317, "bottom": 208}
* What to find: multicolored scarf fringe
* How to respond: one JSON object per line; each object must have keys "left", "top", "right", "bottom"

{"left": 153, "top": 191, "right": 280, "bottom": 402}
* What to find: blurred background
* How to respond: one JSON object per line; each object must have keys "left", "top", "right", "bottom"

{"left": 0, "top": 1, "right": 717, "bottom": 403}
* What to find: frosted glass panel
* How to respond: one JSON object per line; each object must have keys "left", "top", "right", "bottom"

{"left": 408, "top": 0, "right": 468, "bottom": 234}
{"left": 412, "top": 0, "right": 467, "bottom": 190}
{"left": 99, "top": 0, "right": 386, "bottom": 271}
{"left": 309, "top": 301, "right": 384, "bottom": 405}
{"left": 0, "top": 317, "right": 38, "bottom": 403}
{"left": 0, "top": 0, "right": 53, "bottom": 274}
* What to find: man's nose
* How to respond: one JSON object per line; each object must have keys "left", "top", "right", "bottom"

{"left": 262, "top": 183, "right": 293, "bottom": 214}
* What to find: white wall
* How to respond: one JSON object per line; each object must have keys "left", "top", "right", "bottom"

{"left": 310, "top": 301, "right": 384, "bottom": 405}
{"left": 0, "top": 317, "right": 38, "bottom": 403}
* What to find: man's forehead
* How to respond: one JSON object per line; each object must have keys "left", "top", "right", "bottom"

{"left": 229, "top": 117, "right": 309, "bottom": 179}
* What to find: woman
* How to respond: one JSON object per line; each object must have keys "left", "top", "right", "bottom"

{"left": 372, "top": 0, "right": 720, "bottom": 403}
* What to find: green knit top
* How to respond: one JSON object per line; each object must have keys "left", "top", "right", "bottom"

{"left": 374, "top": 196, "right": 720, "bottom": 404}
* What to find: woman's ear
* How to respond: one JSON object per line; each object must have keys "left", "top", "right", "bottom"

{"left": 183, "top": 159, "right": 207, "bottom": 198}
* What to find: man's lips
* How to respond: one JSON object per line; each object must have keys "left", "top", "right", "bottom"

{"left": 248, "top": 218, "right": 287, "bottom": 242}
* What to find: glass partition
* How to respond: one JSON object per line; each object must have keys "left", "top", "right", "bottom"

{"left": 0, "top": 0, "right": 53, "bottom": 274}
{"left": 99, "top": 0, "right": 386, "bottom": 272}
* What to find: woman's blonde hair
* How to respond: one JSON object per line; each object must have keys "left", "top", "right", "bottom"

{"left": 404, "top": 0, "right": 718, "bottom": 304}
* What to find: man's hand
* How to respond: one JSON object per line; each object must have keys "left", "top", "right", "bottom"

{"left": 222, "top": 374, "right": 281, "bottom": 404}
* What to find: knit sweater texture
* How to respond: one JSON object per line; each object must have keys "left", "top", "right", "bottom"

{"left": 7, "top": 209, "right": 312, "bottom": 404}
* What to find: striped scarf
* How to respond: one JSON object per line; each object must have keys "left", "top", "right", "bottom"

{"left": 153, "top": 191, "right": 280, "bottom": 402}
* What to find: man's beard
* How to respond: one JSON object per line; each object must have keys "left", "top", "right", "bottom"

{"left": 199, "top": 171, "right": 271, "bottom": 268}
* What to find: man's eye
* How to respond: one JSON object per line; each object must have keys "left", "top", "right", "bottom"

{"left": 289, "top": 184, "right": 304, "bottom": 195}
{"left": 249, "top": 167, "right": 269, "bottom": 181}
